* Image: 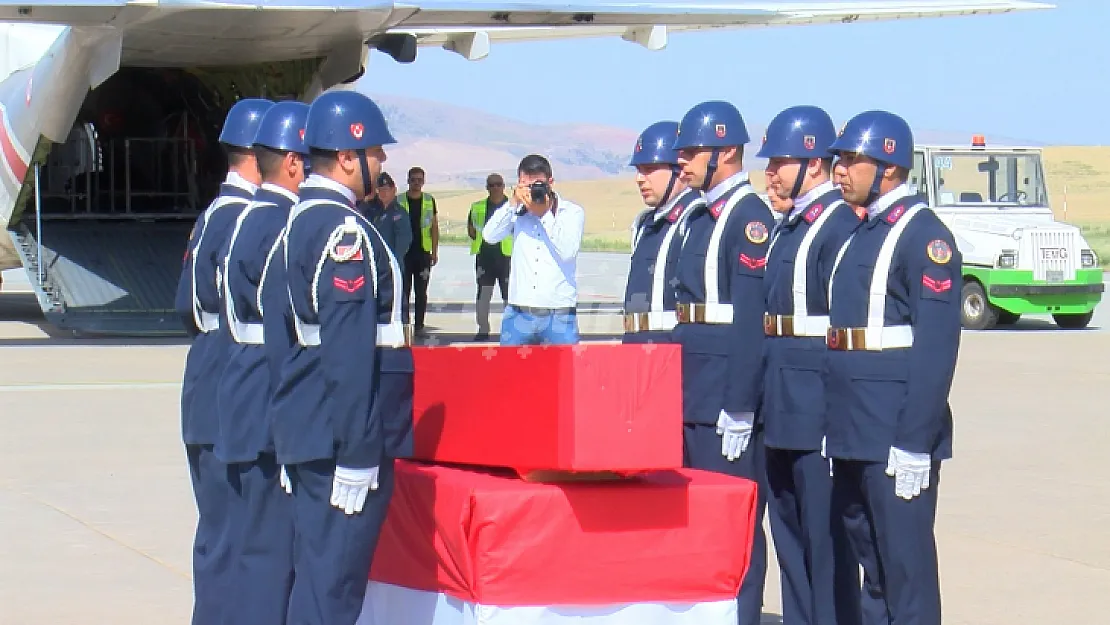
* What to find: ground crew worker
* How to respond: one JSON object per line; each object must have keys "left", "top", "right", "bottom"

{"left": 670, "top": 100, "right": 775, "bottom": 625}
{"left": 757, "top": 105, "right": 865, "bottom": 625}
{"left": 825, "top": 110, "right": 961, "bottom": 625}
{"left": 174, "top": 96, "right": 272, "bottom": 625}
{"left": 213, "top": 100, "right": 309, "bottom": 625}
{"left": 402, "top": 166, "right": 438, "bottom": 337}
{"left": 468, "top": 172, "right": 512, "bottom": 340}
{"left": 622, "top": 120, "right": 703, "bottom": 345}
{"left": 267, "top": 89, "right": 408, "bottom": 625}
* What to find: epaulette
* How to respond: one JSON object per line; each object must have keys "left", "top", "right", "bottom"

{"left": 802, "top": 203, "right": 825, "bottom": 224}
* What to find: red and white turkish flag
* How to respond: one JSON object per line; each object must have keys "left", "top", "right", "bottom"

{"left": 356, "top": 461, "right": 760, "bottom": 625}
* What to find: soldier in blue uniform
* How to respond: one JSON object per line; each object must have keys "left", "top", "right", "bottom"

{"left": 824, "top": 110, "right": 961, "bottom": 625}
{"left": 268, "top": 89, "right": 412, "bottom": 625}
{"left": 175, "top": 97, "right": 272, "bottom": 625}
{"left": 758, "top": 105, "right": 865, "bottom": 625}
{"left": 213, "top": 100, "right": 310, "bottom": 625}
{"left": 670, "top": 100, "right": 776, "bottom": 625}
{"left": 622, "top": 120, "right": 704, "bottom": 345}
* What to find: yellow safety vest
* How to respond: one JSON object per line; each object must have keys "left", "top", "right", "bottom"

{"left": 469, "top": 199, "right": 513, "bottom": 256}
{"left": 401, "top": 193, "right": 435, "bottom": 252}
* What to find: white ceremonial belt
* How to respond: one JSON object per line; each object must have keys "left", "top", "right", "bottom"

{"left": 826, "top": 325, "right": 913, "bottom": 351}
{"left": 763, "top": 314, "right": 830, "bottom": 338}
{"left": 230, "top": 320, "right": 265, "bottom": 345}
{"left": 295, "top": 320, "right": 412, "bottom": 348}
{"left": 622, "top": 310, "right": 678, "bottom": 333}
{"left": 676, "top": 302, "right": 734, "bottom": 324}
{"left": 197, "top": 311, "right": 220, "bottom": 333}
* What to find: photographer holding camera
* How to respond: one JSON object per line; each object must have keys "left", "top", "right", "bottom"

{"left": 482, "top": 154, "right": 585, "bottom": 346}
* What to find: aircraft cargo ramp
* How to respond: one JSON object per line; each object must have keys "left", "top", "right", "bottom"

{"left": 9, "top": 220, "right": 193, "bottom": 336}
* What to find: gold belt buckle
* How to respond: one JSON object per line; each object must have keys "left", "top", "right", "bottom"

{"left": 622, "top": 313, "right": 651, "bottom": 333}
{"left": 402, "top": 324, "right": 414, "bottom": 347}
{"left": 827, "top": 327, "right": 867, "bottom": 351}
{"left": 764, "top": 314, "right": 795, "bottom": 337}
{"left": 763, "top": 313, "right": 777, "bottom": 336}
{"left": 676, "top": 304, "right": 690, "bottom": 324}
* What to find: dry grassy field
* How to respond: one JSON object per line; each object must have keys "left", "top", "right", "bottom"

{"left": 431, "top": 146, "right": 1110, "bottom": 260}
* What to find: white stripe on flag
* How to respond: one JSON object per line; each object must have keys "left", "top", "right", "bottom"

{"left": 357, "top": 581, "right": 738, "bottom": 625}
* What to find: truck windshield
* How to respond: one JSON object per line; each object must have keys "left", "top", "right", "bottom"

{"left": 931, "top": 152, "right": 1048, "bottom": 207}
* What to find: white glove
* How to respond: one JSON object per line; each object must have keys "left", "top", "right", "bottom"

{"left": 716, "top": 410, "right": 754, "bottom": 462}
{"left": 821, "top": 437, "right": 833, "bottom": 477}
{"left": 279, "top": 466, "right": 292, "bottom": 495}
{"left": 884, "top": 447, "right": 931, "bottom": 500}
{"left": 330, "top": 465, "right": 380, "bottom": 515}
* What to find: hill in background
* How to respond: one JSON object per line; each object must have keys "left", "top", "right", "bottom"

{"left": 369, "top": 92, "right": 1045, "bottom": 189}
{"left": 368, "top": 92, "right": 1108, "bottom": 259}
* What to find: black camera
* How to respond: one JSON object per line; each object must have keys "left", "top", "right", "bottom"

{"left": 529, "top": 180, "right": 551, "bottom": 203}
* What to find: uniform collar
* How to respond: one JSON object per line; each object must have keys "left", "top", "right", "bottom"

{"left": 651, "top": 187, "right": 695, "bottom": 224}
{"left": 866, "top": 183, "right": 913, "bottom": 221}
{"left": 301, "top": 174, "right": 357, "bottom": 206}
{"left": 705, "top": 170, "right": 750, "bottom": 205}
{"left": 225, "top": 171, "right": 258, "bottom": 194}
{"left": 786, "top": 179, "right": 835, "bottom": 223}
{"left": 260, "top": 182, "right": 299, "bottom": 204}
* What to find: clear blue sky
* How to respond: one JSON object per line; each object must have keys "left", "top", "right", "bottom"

{"left": 360, "top": 0, "right": 1107, "bottom": 145}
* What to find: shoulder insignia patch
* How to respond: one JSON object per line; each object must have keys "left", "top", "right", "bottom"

{"left": 331, "top": 243, "right": 364, "bottom": 262}
{"left": 708, "top": 199, "right": 726, "bottom": 219}
{"left": 926, "top": 239, "right": 952, "bottom": 264}
{"left": 745, "top": 220, "right": 769, "bottom": 244}
{"left": 885, "top": 205, "right": 906, "bottom": 224}
{"left": 803, "top": 203, "right": 824, "bottom": 224}
{"left": 666, "top": 202, "right": 685, "bottom": 223}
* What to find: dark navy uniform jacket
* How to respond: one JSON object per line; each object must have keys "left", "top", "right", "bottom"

{"left": 268, "top": 174, "right": 408, "bottom": 469}
{"left": 762, "top": 181, "right": 863, "bottom": 451}
{"left": 824, "top": 183, "right": 960, "bottom": 463}
{"left": 213, "top": 183, "right": 299, "bottom": 464}
{"left": 672, "top": 171, "right": 776, "bottom": 426}
{"left": 176, "top": 173, "right": 257, "bottom": 446}
{"left": 622, "top": 187, "right": 704, "bottom": 344}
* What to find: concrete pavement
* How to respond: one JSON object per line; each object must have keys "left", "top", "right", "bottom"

{"left": 2, "top": 247, "right": 1109, "bottom": 624}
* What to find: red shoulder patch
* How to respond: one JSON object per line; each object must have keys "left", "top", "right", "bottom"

{"left": 666, "top": 202, "right": 685, "bottom": 223}
{"left": 333, "top": 244, "right": 364, "bottom": 261}
{"left": 708, "top": 199, "right": 726, "bottom": 219}
{"left": 803, "top": 203, "right": 824, "bottom": 224}
{"left": 885, "top": 205, "right": 906, "bottom": 224}
{"left": 739, "top": 253, "right": 767, "bottom": 270}
{"left": 333, "top": 275, "right": 365, "bottom": 293}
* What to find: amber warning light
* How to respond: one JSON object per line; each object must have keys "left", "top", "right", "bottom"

{"left": 971, "top": 134, "right": 986, "bottom": 147}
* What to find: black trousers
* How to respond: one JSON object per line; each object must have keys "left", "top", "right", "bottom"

{"left": 403, "top": 252, "right": 430, "bottom": 329}
{"left": 475, "top": 254, "right": 510, "bottom": 333}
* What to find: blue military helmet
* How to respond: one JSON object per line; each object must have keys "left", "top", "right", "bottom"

{"left": 672, "top": 101, "right": 749, "bottom": 191}
{"left": 757, "top": 105, "right": 837, "bottom": 160}
{"left": 828, "top": 110, "right": 914, "bottom": 170}
{"left": 219, "top": 98, "right": 274, "bottom": 149}
{"left": 629, "top": 120, "right": 681, "bottom": 166}
{"left": 758, "top": 105, "right": 838, "bottom": 199}
{"left": 252, "top": 100, "right": 311, "bottom": 155}
{"left": 672, "top": 100, "right": 750, "bottom": 150}
{"left": 303, "top": 89, "right": 397, "bottom": 152}
{"left": 630, "top": 120, "right": 683, "bottom": 207}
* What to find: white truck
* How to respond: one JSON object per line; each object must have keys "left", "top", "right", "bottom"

{"left": 908, "top": 136, "right": 1103, "bottom": 330}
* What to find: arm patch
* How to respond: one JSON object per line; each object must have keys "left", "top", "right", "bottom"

{"left": 920, "top": 266, "right": 954, "bottom": 301}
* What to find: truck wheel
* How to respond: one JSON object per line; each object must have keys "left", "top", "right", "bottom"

{"left": 961, "top": 281, "right": 998, "bottom": 330}
{"left": 997, "top": 310, "right": 1021, "bottom": 325}
{"left": 1052, "top": 312, "right": 1094, "bottom": 330}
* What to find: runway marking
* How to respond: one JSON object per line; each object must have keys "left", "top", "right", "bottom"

{"left": 0, "top": 381, "right": 180, "bottom": 392}
{"left": 1, "top": 482, "right": 191, "bottom": 580}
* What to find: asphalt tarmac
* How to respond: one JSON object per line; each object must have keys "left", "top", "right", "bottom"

{"left": 1, "top": 248, "right": 1108, "bottom": 624}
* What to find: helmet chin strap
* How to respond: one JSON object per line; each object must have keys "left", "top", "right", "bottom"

{"left": 789, "top": 158, "right": 809, "bottom": 199}
{"left": 657, "top": 164, "right": 680, "bottom": 208}
{"left": 865, "top": 163, "right": 885, "bottom": 207}
{"left": 701, "top": 147, "right": 720, "bottom": 193}
{"left": 356, "top": 148, "right": 372, "bottom": 199}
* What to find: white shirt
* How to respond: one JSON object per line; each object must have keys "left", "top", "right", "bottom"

{"left": 785, "top": 179, "right": 834, "bottom": 224}
{"left": 482, "top": 193, "right": 585, "bottom": 309}
{"left": 300, "top": 173, "right": 357, "bottom": 205}
{"left": 705, "top": 170, "right": 750, "bottom": 204}
{"left": 866, "top": 182, "right": 913, "bottom": 220}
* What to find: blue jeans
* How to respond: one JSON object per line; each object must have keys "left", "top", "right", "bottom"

{"left": 499, "top": 305, "right": 579, "bottom": 346}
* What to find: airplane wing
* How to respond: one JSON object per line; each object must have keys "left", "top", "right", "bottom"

{"left": 386, "top": 1, "right": 1054, "bottom": 58}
